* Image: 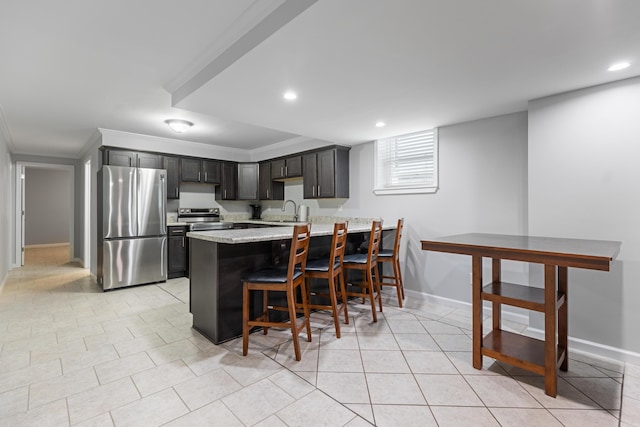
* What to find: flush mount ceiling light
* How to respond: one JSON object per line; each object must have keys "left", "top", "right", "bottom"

{"left": 165, "top": 119, "right": 194, "bottom": 133}
{"left": 375, "top": 121, "right": 386, "bottom": 127}
{"left": 608, "top": 62, "right": 630, "bottom": 71}
{"left": 283, "top": 91, "right": 297, "bottom": 101}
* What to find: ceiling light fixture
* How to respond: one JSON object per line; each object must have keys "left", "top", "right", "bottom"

{"left": 165, "top": 119, "right": 194, "bottom": 133}
{"left": 375, "top": 121, "right": 386, "bottom": 127}
{"left": 608, "top": 62, "right": 630, "bottom": 71}
{"left": 283, "top": 91, "right": 297, "bottom": 101}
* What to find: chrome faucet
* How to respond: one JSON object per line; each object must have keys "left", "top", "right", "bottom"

{"left": 282, "top": 199, "right": 298, "bottom": 221}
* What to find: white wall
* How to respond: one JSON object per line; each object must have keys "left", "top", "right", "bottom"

{"left": 0, "top": 128, "right": 10, "bottom": 286}
{"left": 528, "top": 76, "right": 640, "bottom": 356}
{"left": 24, "top": 168, "right": 71, "bottom": 245}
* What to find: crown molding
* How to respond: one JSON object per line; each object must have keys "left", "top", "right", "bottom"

{"left": 0, "top": 104, "right": 16, "bottom": 152}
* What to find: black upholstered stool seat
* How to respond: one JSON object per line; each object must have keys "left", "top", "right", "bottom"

{"left": 343, "top": 253, "right": 370, "bottom": 264}
{"left": 377, "top": 249, "right": 393, "bottom": 257}
{"left": 242, "top": 267, "right": 302, "bottom": 283}
{"left": 305, "top": 258, "right": 341, "bottom": 272}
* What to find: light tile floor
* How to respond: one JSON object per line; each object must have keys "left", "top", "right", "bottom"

{"left": 1, "top": 246, "right": 639, "bottom": 426}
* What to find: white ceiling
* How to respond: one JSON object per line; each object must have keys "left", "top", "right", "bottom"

{"left": 1, "top": 0, "right": 639, "bottom": 159}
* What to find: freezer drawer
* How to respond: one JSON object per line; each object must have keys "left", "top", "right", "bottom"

{"left": 102, "top": 237, "right": 167, "bottom": 290}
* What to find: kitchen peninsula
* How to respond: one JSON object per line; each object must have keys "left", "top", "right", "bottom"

{"left": 188, "top": 220, "right": 394, "bottom": 344}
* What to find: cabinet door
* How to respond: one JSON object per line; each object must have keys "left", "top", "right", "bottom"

{"left": 137, "top": 152, "right": 162, "bottom": 169}
{"left": 237, "top": 163, "right": 258, "bottom": 200}
{"left": 317, "top": 149, "right": 336, "bottom": 198}
{"left": 202, "top": 160, "right": 221, "bottom": 184}
{"left": 271, "top": 159, "right": 286, "bottom": 179}
{"left": 168, "top": 227, "right": 187, "bottom": 277}
{"left": 105, "top": 150, "right": 137, "bottom": 167}
{"left": 303, "top": 153, "right": 318, "bottom": 199}
{"left": 180, "top": 158, "right": 202, "bottom": 182}
{"left": 285, "top": 155, "right": 303, "bottom": 177}
{"left": 258, "top": 162, "right": 271, "bottom": 199}
{"left": 163, "top": 156, "right": 180, "bottom": 199}
{"left": 217, "top": 162, "right": 237, "bottom": 200}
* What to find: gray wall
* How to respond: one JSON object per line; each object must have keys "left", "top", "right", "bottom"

{"left": 528, "top": 76, "right": 640, "bottom": 354}
{"left": 0, "top": 129, "right": 10, "bottom": 285}
{"left": 261, "top": 111, "right": 530, "bottom": 307}
{"left": 24, "top": 168, "right": 71, "bottom": 245}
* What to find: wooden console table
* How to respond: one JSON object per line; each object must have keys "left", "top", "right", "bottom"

{"left": 421, "top": 233, "right": 620, "bottom": 397}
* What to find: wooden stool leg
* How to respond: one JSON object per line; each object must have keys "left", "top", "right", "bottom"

{"left": 396, "top": 257, "right": 405, "bottom": 300}
{"left": 288, "top": 290, "right": 302, "bottom": 361}
{"left": 263, "top": 289, "right": 269, "bottom": 335}
{"left": 366, "top": 268, "right": 378, "bottom": 323}
{"left": 393, "top": 260, "right": 403, "bottom": 307}
{"left": 338, "top": 270, "right": 349, "bottom": 325}
{"left": 373, "top": 265, "right": 383, "bottom": 312}
{"left": 242, "top": 285, "right": 250, "bottom": 356}
{"left": 299, "top": 278, "right": 312, "bottom": 341}
{"left": 327, "top": 274, "right": 341, "bottom": 338}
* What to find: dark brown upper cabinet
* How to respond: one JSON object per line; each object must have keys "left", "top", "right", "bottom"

{"left": 271, "top": 155, "right": 302, "bottom": 180}
{"left": 103, "top": 148, "right": 162, "bottom": 169}
{"left": 180, "top": 158, "right": 221, "bottom": 184}
{"left": 215, "top": 162, "right": 238, "bottom": 200}
{"left": 163, "top": 156, "right": 181, "bottom": 199}
{"left": 303, "top": 147, "right": 350, "bottom": 199}
{"left": 258, "top": 162, "right": 284, "bottom": 200}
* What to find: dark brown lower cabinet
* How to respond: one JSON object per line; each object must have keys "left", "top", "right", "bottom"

{"left": 168, "top": 226, "right": 188, "bottom": 279}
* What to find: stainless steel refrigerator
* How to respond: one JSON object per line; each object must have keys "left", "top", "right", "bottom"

{"left": 97, "top": 165, "right": 167, "bottom": 290}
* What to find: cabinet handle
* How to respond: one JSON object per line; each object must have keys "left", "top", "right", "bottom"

{"left": 280, "top": 166, "right": 284, "bottom": 177}
{"left": 285, "top": 166, "right": 288, "bottom": 176}
{"left": 317, "top": 185, "right": 320, "bottom": 196}
{"left": 312, "top": 186, "right": 315, "bottom": 197}
{"left": 198, "top": 172, "right": 201, "bottom": 181}
{"left": 175, "top": 188, "right": 178, "bottom": 197}
{"left": 224, "top": 189, "right": 227, "bottom": 198}
{"left": 266, "top": 188, "right": 269, "bottom": 199}
{"left": 204, "top": 172, "right": 207, "bottom": 181}
{"left": 182, "top": 237, "right": 185, "bottom": 248}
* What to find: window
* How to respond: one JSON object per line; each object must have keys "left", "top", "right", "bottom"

{"left": 374, "top": 128, "right": 438, "bottom": 195}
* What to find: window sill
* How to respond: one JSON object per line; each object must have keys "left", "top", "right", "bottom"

{"left": 373, "top": 186, "right": 438, "bottom": 195}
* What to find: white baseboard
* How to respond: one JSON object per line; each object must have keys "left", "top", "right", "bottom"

{"left": 404, "top": 288, "right": 529, "bottom": 325}
{"left": 526, "top": 327, "right": 640, "bottom": 366}
{"left": 25, "top": 243, "right": 70, "bottom": 249}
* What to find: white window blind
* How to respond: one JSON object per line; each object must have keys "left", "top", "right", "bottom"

{"left": 374, "top": 128, "right": 438, "bottom": 195}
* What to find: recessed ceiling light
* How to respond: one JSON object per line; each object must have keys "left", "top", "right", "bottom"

{"left": 375, "top": 121, "right": 386, "bottom": 127}
{"left": 165, "top": 119, "right": 194, "bottom": 133}
{"left": 283, "top": 91, "right": 297, "bottom": 100}
{"left": 608, "top": 62, "right": 630, "bottom": 71}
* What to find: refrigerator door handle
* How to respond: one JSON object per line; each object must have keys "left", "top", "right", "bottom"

{"left": 160, "top": 173, "right": 166, "bottom": 233}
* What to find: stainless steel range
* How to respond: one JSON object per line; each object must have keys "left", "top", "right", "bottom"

{"left": 178, "top": 207, "right": 234, "bottom": 231}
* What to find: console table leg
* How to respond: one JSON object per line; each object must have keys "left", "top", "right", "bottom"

{"left": 472, "top": 255, "right": 483, "bottom": 369}
{"left": 558, "top": 266, "right": 568, "bottom": 371}
{"left": 544, "top": 264, "right": 558, "bottom": 397}
{"left": 492, "top": 258, "right": 501, "bottom": 331}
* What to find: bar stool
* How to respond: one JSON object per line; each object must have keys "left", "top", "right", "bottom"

{"left": 342, "top": 220, "right": 383, "bottom": 322}
{"left": 304, "top": 222, "right": 349, "bottom": 338}
{"left": 242, "top": 224, "right": 312, "bottom": 361}
{"left": 378, "top": 218, "right": 405, "bottom": 307}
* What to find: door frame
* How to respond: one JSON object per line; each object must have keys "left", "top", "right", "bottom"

{"left": 14, "top": 161, "right": 75, "bottom": 267}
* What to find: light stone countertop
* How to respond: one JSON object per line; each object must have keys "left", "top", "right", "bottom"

{"left": 187, "top": 220, "right": 393, "bottom": 244}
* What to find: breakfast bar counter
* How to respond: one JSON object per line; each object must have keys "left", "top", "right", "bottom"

{"left": 188, "top": 221, "right": 395, "bottom": 344}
